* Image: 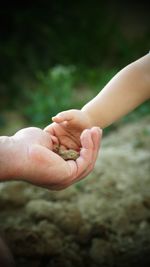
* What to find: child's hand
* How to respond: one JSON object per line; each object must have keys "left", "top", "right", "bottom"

{"left": 44, "top": 109, "right": 94, "bottom": 151}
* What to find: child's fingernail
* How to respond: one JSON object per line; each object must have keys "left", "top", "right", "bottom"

{"left": 52, "top": 116, "right": 56, "bottom": 120}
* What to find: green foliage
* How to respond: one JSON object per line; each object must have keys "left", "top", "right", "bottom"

{"left": 73, "top": 67, "right": 118, "bottom": 91}
{"left": 22, "top": 65, "right": 119, "bottom": 127}
{"left": 23, "top": 65, "right": 76, "bottom": 127}
{"left": 0, "top": 3, "right": 149, "bottom": 130}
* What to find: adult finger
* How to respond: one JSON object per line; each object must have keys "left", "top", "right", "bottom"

{"left": 66, "top": 128, "right": 94, "bottom": 184}
{"left": 66, "top": 127, "right": 102, "bottom": 185}
{"left": 45, "top": 128, "right": 102, "bottom": 190}
{"left": 44, "top": 123, "right": 55, "bottom": 134}
{"left": 79, "top": 127, "right": 102, "bottom": 178}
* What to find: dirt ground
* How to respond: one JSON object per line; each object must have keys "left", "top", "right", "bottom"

{"left": 0, "top": 115, "right": 150, "bottom": 267}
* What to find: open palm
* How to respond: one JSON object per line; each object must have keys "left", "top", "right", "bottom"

{"left": 11, "top": 126, "right": 102, "bottom": 190}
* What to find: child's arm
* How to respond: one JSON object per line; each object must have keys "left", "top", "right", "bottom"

{"left": 81, "top": 53, "right": 150, "bottom": 128}
{"left": 53, "top": 53, "right": 150, "bottom": 131}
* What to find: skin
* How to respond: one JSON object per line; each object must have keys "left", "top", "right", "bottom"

{"left": 45, "top": 53, "right": 150, "bottom": 150}
{"left": 1, "top": 54, "right": 149, "bottom": 189}
{"left": 0, "top": 127, "right": 102, "bottom": 190}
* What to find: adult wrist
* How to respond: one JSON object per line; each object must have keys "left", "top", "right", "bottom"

{"left": 0, "top": 136, "right": 19, "bottom": 181}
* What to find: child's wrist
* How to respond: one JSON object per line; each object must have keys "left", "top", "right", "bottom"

{"left": 81, "top": 108, "right": 97, "bottom": 128}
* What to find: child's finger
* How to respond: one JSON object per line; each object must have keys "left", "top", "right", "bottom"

{"left": 52, "top": 109, "right": 76, "bottom": 123}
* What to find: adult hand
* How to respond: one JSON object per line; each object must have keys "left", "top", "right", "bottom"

{"left": 0, "top": 126, "right": 102, "bottom": 190}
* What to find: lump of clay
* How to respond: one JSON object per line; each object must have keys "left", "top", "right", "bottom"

{"left": 53, "top": 145, "right": 80, "bottom": 160}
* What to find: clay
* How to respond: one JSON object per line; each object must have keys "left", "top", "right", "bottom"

{"left": 53, "top": 144, "right": 80, "bottom": 160}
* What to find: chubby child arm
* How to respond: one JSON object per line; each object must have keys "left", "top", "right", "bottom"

{"left": 81, "top": 53, "right": 150, "bottom": 128}
{"left": 53, "top": 53, "right": 150, "bottom": 130}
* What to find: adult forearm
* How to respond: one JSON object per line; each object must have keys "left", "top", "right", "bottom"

{"left": 0, "top": 136, "right": 17, "bottom": 181}
{"left": 82, "top": 54, "right": 150, "bottom": 128}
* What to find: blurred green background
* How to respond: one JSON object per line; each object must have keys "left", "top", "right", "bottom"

{"left": 0, "top": 1, "right": 150, "bottom": 134}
